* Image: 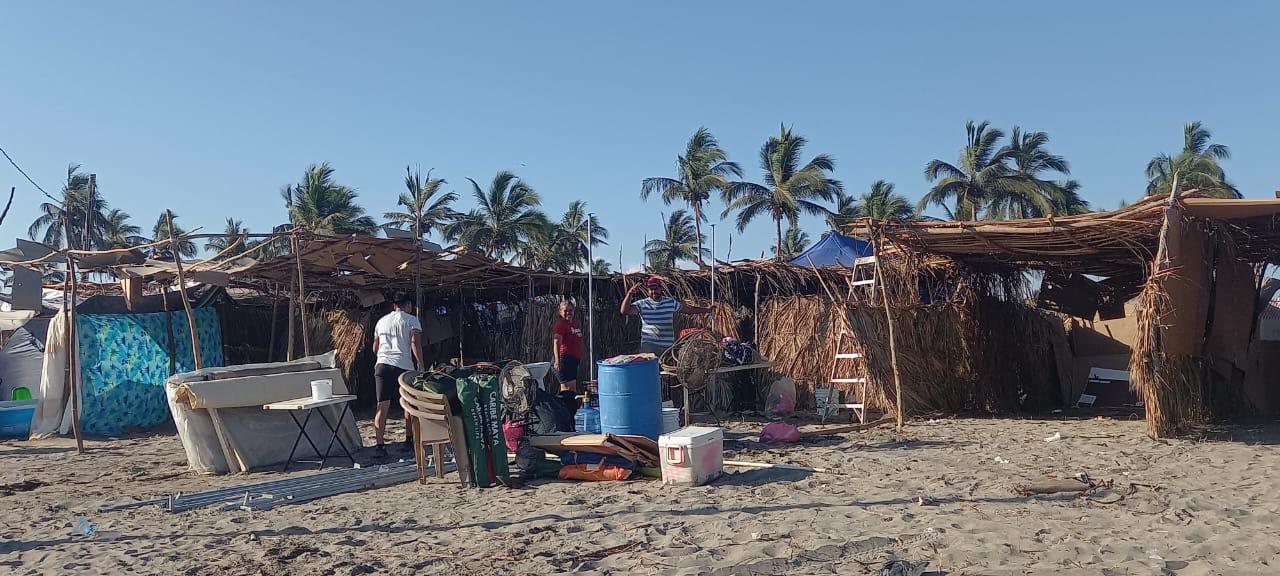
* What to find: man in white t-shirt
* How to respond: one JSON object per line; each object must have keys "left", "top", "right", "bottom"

{"left": 372, "top": 295, "right": 423, "bottom": 456}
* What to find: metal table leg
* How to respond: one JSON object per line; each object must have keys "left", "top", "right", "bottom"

{"left": 283, "top": 409, "right": 312, "bottom": 473}
{"left": 314, "top": 403, "right": 355, "bottom": 469}
{"left": 284, "top": 409, "right": 325, "bottom": 472}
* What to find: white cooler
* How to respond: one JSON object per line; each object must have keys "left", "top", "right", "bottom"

{"left": 659, "top": 426, "right": 723, "bottom": 486}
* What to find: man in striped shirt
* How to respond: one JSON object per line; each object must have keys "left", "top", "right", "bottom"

{"left": 621, "top": 276, "right": 711, "bottom": 355}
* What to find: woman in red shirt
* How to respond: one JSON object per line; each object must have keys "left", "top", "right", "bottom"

{"left": 551, "top": 300, "right": 584, "bottom": 393}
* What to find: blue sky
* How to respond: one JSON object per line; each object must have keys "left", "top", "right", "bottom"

{"left": 2, "top": 2, "right": 1278, "bottom": 269}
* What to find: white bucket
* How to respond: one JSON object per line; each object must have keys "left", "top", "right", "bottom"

{"left": 661, "top": 407, "right": 680, "bottom": 434}
{"left": 311, "top": 379, "right": 334, "bottom": 401}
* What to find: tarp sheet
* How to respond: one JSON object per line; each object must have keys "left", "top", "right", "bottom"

{"left": 76, "top": 308, "right": 224, "bottom": 435}
{"left": 0, "top": 319, "right": 48, "bottom": 402}
{"left": 789, "top": 233, "right": 873, "bottom": 268}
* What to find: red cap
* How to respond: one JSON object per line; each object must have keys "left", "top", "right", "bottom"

{"left": 646, "top": 276, "right": 664, "bottom": 288}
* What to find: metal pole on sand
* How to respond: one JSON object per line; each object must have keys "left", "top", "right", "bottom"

{"left": 587, "top": 214, "right": 595, "bottom": 382}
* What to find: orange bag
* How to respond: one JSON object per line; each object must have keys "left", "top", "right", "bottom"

{"left": 558, "top": 463, "right": 633, "bottom": 481}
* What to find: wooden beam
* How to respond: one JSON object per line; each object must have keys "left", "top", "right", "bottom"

{"left": 872, "top": 229, "right": 905, "bottom": 432}
{"left": 166, "top": 211, "right": 203, "bottom": 370}
{"left": 207, "top": 408, "right": 245, "bottom": 474}
{"left": 66, "top": 257, "right": 84, "bottom": 454}
{"left": 267, "top": 282, "right": 280, "bottom": 362}
{"left": 287, "top": 271, "right": 297, "bottom": 360}
{"left": 292, "top": 234, "right": 311, "bottom": 357}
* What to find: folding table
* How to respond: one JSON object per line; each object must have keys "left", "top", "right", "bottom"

{"left": 264, "top": 395, "right": 357, "bottom": 472}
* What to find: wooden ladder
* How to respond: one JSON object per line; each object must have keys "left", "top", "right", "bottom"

{"left": 815, "top": 253, "right": 879, "bottom": 424}
{"left": 821, "top": 330, "right": 870, "bottom": 423}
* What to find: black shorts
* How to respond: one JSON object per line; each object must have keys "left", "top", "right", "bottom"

{"left": 557, "top": 354, "right": 581, "bottom": 383}
{"left": 375, "top": 363, "right": 408, "bottom": 404}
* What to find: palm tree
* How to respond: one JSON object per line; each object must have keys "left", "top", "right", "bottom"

{"left": 152, "top": 210, "right": 198, "bottom": 259}
{"left": 384, "top": 166, "right": 457, "bottom": 241}
{"left": 723, "top": 125, "right": 842, "bottom": 261}
{"left": 514, "top": 223, "right": 562, "bottom": 271}
{"left": 1146, "top": 121, "right": 1238, "bottom": 198}
{"left": 853, "top": 180, "right": 915, "bottom": 220}
{"left": 591, "top": 259, "right": 612, "bottom": 275}
{"left": 28, "top": 164, "right": 109, "bottom": 249}
{"left": 985, "top": 127, "right": 1084, "bottom": 219}
{"left": 281, "top": 162, "right": 378, "bottom": 236}
{"left": 1047, "top": 179, "right": 1089, "bottom": 216}
{"left": 515, "top": 203, "right": 608, "bottom": 272}
{"left": 641, "top": 127, "right": 742, "bottom": 267}
{"left": 100, "top": 209, "right": 141, "bottom": 249}
{"left": 772, "top": 226, "right": 810, "bottom": 260}
{"left": 644, "top": 210, "right": 707, "bottom": 270}
{"left": 826, "top": 190, "right": 859, "bottom": 230}
{"left": 445, "top": 171, "right": 548, "bottom": 259}
{"left": 205, "top": 218, "right": 249, "bottom": 255}
{"left": 556, "top": 200, "right": 608, "bottom": 270}
{"left": 921, "top": 120, "right": 1043, "bottom": 221}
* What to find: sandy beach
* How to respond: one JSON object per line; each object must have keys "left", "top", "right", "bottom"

{"left": 2, "top": 415, "right": 1278, "bottom": 575}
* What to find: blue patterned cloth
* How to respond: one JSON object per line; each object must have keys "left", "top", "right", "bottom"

{"left": 76, "top": 308, "right": 223, "bottom": 435}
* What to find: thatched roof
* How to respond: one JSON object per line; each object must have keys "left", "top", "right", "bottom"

{"left": 847, "top": 193, "right": 1280, "bottom": 277}
{"left": 233, "top": 236, "right": 587, "bottom": 294}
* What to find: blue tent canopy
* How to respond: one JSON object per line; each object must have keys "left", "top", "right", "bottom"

{"left": 789, "top": 232, "right": 873, "bottom": 267}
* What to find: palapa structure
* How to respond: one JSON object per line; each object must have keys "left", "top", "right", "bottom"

{"left": 20, "top": 190, "right": 1279, "bottom": 440}
{"left": 851, "top": 191, "right": 1280, "bottom": 437}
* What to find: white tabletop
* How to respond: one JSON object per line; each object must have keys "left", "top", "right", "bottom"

{"left": 263, "top": 395, "right": 357, "bottom": 411}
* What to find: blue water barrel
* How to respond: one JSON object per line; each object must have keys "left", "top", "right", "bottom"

{"left": 597, "top": 357, "right": 662, "bottom": 440}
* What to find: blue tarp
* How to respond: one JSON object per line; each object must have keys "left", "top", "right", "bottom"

{"left": 76, "top": 308, "right": 223, "bottom": 435}
{"left": 789, "top": 232, "right": 873, "bottom": 267}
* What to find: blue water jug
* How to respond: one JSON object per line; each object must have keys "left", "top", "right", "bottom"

{"left": 574, "top": 391, "right": 601, "bottom": 433}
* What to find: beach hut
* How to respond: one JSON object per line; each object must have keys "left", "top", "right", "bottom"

{"left": 848, "top": 191, "right": 1280, "bottom": 436}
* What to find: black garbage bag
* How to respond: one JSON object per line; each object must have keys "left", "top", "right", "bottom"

{"left": 529, "top": 389, "right": 574, "bottom": 435}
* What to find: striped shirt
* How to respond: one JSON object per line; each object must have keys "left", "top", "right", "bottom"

{"left": 634, "top": 297, "right": 683, "bottom": 348}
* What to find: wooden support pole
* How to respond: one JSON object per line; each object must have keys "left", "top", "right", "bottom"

{"left": 66, "top": 257, "right": 84, "bottom": 454}
{"left": 291, "top": 233, "right": 311, "bottom": 357}
{"left": 161, "top": 283, "right": 177, "bottom": 375}
{"left": 525, "top": 275, "right": 534, "bottom": 361}
{"left": 456, "top": 289, "right": 465, "bottom": 366}
{"left": 414, "top": 215, "right": 424, "bottom": 330}
{"left": 287, "top": 273, "right": 297, "bottom": 360}
{"left": 267, "top": 282, "right": 280, "bottom": 362}
{"left": 753, "top": 272, "right": 762, "bottom": 341}
{"left": 166, "top": 211, "right": 203, "bottom": 370}
{"left": 872, "top": 230, "right": 905, "bottom": 432}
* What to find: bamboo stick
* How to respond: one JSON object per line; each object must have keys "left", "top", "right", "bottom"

{"left": 292, "top": 233, "right": 311, "bottom": 357}
{"left": 267, "top": 282, "right": 279, "bottom": 362}
{"left": 166, "top": 211, "right": 203, "bottom": 370}
{"left": 873, "top": 230, "right": 905, "bottom": 431}
{"left": 723, "top": 460, "right": 835, "bottom": 474}
{"left": 287, "top": 271, "right": 297, "bottom": 360}
{"left": 66, "top": 257, "right": 84, "bottom": 454}
{"left": 753, "top": 272, "right": 762, "bottom": 341}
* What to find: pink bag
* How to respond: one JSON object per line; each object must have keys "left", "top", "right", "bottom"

{"left": 759, "top": 422, "right": 801, "bottom": 444}
{"left": 502, "top": 420, "right": 525, "bottom": 452}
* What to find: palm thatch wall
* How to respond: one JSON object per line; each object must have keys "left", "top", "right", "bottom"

{"left": 220, "top": 255, "right": 1073, "bottom": 416}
